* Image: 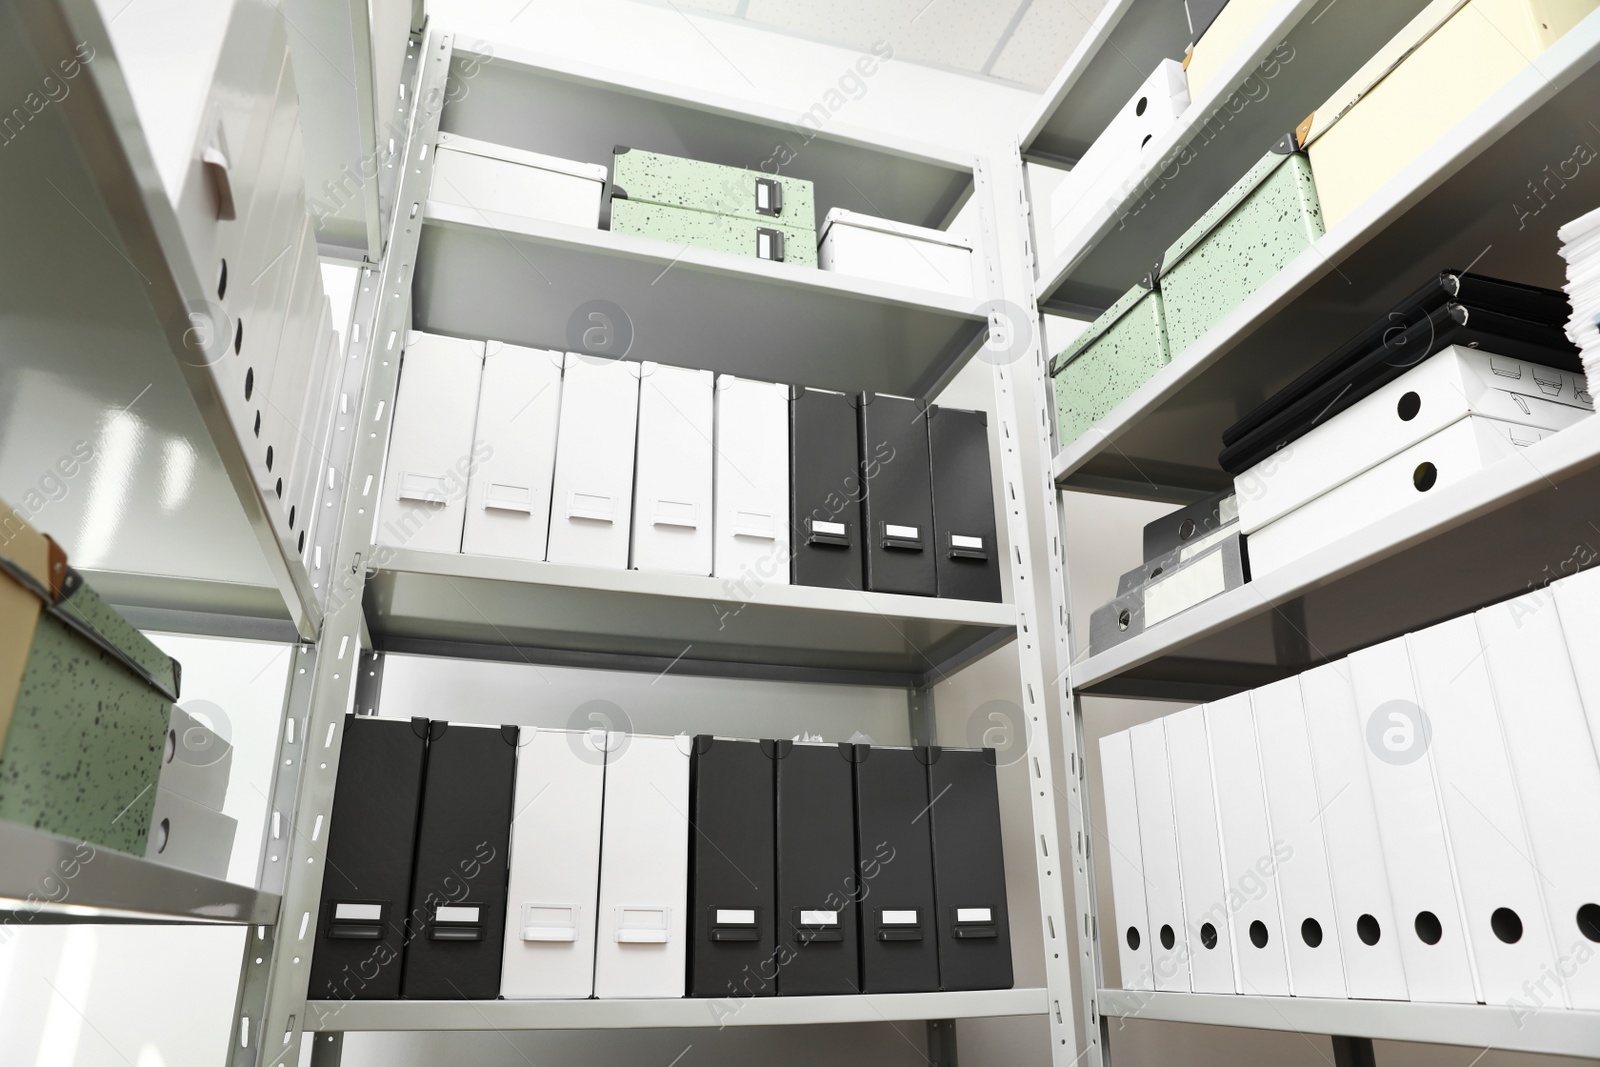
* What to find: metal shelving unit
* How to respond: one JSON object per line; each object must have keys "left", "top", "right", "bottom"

{"left": 1020, "top": 5, "right": 1600, "bottom": 1067}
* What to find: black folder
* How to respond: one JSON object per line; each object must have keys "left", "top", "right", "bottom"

{"left": 689, "top": 736, "right": 777, "bottom": 997}
{"left": 852, "top": 745, "right": 939, "bottom": 993}
{"left": 927, "top": 405, "right": 1002, "bottom": 603}
{"left": 858, "top": 393, "right": 936, "bottom": 596}
{"left": 399, "top": 721, "right": 517, "bottom": 1000}
{"left": 925, "top": 747, "right": 1013, "bottom": 990}
{"left": 774, "top": 741, "right": 859, "bottom": 995}
{"left": 308, "top": 715, "right": 429, "bottom": 1000}
{"left": 790, "top": 388, "right": 865, "bottom": 590}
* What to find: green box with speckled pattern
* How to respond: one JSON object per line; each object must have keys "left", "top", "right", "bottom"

{"left": 612, "top": 146, "right": 816, "bottom": 229}
{"left": 1159, "top": 142, "right": 1324, "bottom": 356}
{"left": 0, "top": 577, "right": 177, "bottom": 856}
{"left": 610, "top": 198, "right": 818, "bottom": 267}
{"left": 1050, "top": 282, "right": 1170, "bottom": 447}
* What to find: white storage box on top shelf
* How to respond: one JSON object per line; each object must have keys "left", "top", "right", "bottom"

{"left": 817, "top": 209, "right": 975, "bottom": 298}
{"left": 431, "top": 132, "right": 609, "bottom": 227}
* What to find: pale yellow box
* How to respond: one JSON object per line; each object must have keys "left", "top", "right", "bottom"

{"left": 1184, "top": 0, "right": 1277, "bottom": 100}
{"left": 1302, "top": 0, "right": 1599, "bottom": 230}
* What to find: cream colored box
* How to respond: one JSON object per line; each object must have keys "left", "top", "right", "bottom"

{"left": 1183, "top": 0, "right": 1276, "bottom": 100}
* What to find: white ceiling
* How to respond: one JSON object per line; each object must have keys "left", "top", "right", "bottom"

{"left": 624, "top": 0, "right": 1111, "bottom": 90}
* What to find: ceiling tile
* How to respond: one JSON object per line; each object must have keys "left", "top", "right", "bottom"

{"left": 989, "top": 0, "right": 1109, "bottom": 87}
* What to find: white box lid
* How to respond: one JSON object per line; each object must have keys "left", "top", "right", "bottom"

{"left": 818, "top": 206, "right": 972, "bottom": 251}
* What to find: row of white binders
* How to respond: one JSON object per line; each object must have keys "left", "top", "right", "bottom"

{"left": 1100, "top": 564, "right": 1600, "bottom": 1008}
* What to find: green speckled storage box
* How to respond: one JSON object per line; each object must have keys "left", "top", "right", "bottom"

{"left": 612, "top": 146, "right": 816, "bottom": 230}
{"left": 610, "top": 198, "right": 818, "bottom": 267}
{"left": 1159, "top": 136, "right": 1324, "bottom": 356}
{"left": 1049, "top": 280, "right": 1169, "bottom": 447}
{"left": 0, "top": 511, "right": 178, "bottom": 857}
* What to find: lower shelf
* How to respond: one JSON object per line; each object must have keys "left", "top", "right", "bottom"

{"left": 305, "top": 987, "right": 1047, "bottom": 1031}
{"left": 1097, "top": 989, "right": 1600, "bottom": 1058}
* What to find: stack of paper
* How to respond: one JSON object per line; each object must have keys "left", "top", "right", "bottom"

{"left": 1557, "top": 207, "right": 1600, "bottom": 400}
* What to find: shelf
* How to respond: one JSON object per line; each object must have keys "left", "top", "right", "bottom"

{"left": 440, "top": 38, "right": 975, "bottom": 231}
{"left": 1097, "top": 990, "right": 1600, "bottom": 1059}
{"left": 0, "top": 0, "right": 321, "bottom": 636}
{"left": 1071, "top": 415, "right": 1600, "bottom": 700}
{"left": 0, "top": 822, "right": 277, "bottom": 926}
{"left": 364, "top": 548, "right": 1016, "bottom": 687}
{"left": 306, "top": 987, "right": 1047, "bottom": 1031}
{"left": 1034, "top": 0, "right": 1434, "bottom": 310}
{"left": 414, "top": 201, "right": 991, "bottom": 398}
{"left": 1053, "top": 11, "right": 1600, "bottom": 498}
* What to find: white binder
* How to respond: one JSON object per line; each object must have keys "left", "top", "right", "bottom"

{"left": 1408, "top": 616, "right": 1561, "bottom": 1006}
{"left": 1163, "top": 707, "right": 1237, "bottom": 994}
{"left": 501, "top": 728, "right": 606, "bottom": 998}
{"left": 1130, "top": 720, "right": 1191, "bottom": 991}
{"left": 1299, "top": 662, "right": 1409, "bottom": 1000}
{"left": 377, "top": 332, "right": 485, "bottom": 554}
{"left": 632, "top": 363, "right": 715, "bottom": 575}
{"left": 1098, "top": 731, "right": 1154, "bottom": 990}
{"left": 713, "top": 375, "right": 791, "bottom": 585}
{"left": 546, "top": 355, "right": 641, "bottom": 569}
{"left": 1492, "top": 582, "right": 1600, "bottom": 1009}
{"left": 1347, "top": 636, "right": 1477, "bottom": 1004}
{"left": 1204, "top": 693, "right": 1290, "bottom": 996}
{"left": 1251, "top": 677, "right": 1347, "bottom": 999}
{"left": 462, "top": 342, "right": 564, "bottom": 562}
{"left": 594, "top": 732, "right": 692, "bottom": 998}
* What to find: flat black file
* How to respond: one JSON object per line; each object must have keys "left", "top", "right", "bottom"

{"left": 399, "top": 721, "right": 517, "bottom": 1000}
{"left": 927, "top": 405, "right": 1002, "bottom": 602}
{"left": 858, "top": 393, "right": 936, "bottom": 597}
{"left": 790, "top": 387, "right": 865, "bottom": 590}
{"left": 689, "top": 736, "right": 778, "bottom": 997}
{"left": 775, "top": 741, "right": 860, "bottom": 995}
{"left": 852, "top": 744, "right": 939, "bottom": 993}
{"left": 925, "top": 746, "right": 1013, "bottom": 990}
{"left": 308, "top": 715, "right": 429, "bottom": 1000}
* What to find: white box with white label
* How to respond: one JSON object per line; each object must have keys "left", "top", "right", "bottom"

{"left": 713, "top": 375, "right": 791, "bottom": 584}
{"left": 632, "top": 363, "right": 715, "bottom": 575}
{"left": 462, "top": 342, "right": 564, "bottom": 561}
{"left": 547, "top": 356, "right": 641, "bottom": 569}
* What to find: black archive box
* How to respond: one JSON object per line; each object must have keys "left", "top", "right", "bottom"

{"left": 774, "top": 741, "right": 860, "bottom": 995}
{"left": 851, "top": 744, "right": 939, "bottom": 992}
{"left": 399, "top": 720, "right": 517, "bottom": 1000}
{"left": 308, "top": 715, "right": 429, "bottom": 1000}
{"left": 858, "top": 393, "right": 936, "bottom": 596}
{"left": 689, "top": 736, "right": 777, "bottom": 997}
{"left": 926, "top": 747, "right": 1013, "bottom": 990}
{"left": 789, "top": 387, "right": 864, "bottom": 590}
{"left": 927, "top": 405, "right": 1002, "bottom": 602}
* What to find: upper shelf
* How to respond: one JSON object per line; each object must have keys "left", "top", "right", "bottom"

{"left": 306, "top": 987, "right": 1047, "bottom": 1031}
{"left": 1071, "top": 414, "right": 1600, "bottom": 701}
{"left": 1054, "top": 11, "right": 1600, "bottom": 499}
{"left": 364, "top": 548, "right": 1016, "bottom": 688}
{"left": 414, "top": 201, "right": 990, "bottom": 398}
{"left": 1033, "top": 0, "right": 1434, "bottom": 311}
{"left": 439, "top": 37, "right": 975, "bottom": 231}
{"left": 0, "top": 822, "right": 277, "bottom": 926}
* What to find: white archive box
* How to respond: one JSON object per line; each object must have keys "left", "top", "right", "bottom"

{"left": 378, "top": 333, "right": 485, "bottom": 554}
{"left": 157, "top": 704, "right": 233, "bottom": 811}
{"left": 713, "top": 376, "right": 791, "bottom": 584}
{"left": 502, "top": 728, "right": 606, "bottom": 999}
{"left": 632, "top": 363, "right": 715, "bottom": 575}
{"left": 1236, "top": 346, "right": 1594, "bottom": 535}
{"left": 1163, "top": 707, "right": 1238, "bottom": 994}
{"left": 1098, "top": 731, "right": 1154, "bottom": 990}
{"left": 1204, "top": 693, "right": 1291, "bottom": 996}
{"left": 547, "top": 356, "right": 642, "bottom": 569}
{"left": 145, "top": 787, "right": 238, "bottom": 880}
{"left": 1248, "top": 414, "right": 1554, "bottom": 577}
{"left": 817, "top": 209, "right": 975, "bottom": 298}
{"left": 1047, "top": 60, "right": 1189, "bottom": 254}
{"left": 1129, "top": 720, "right": 1191, "bottom": 991}
{"left": 462, "top": 342, "right": 564, "bottom": 561}
{"left": 1299, "top": 663, "right": 1410, "bottom": 1000}
{"left": 1346, "top": 637, "right": 1477, "bottom": 1004}
{"left": 431, "top": 133, "right": 609, "bottom": 227}
{"left": 1407, "top": 616, "right": 1563, "bottom": 1006}
{"left": 1502, "top": 575, "right": 1600, "bottom": 1010}
{"left": 594, "top": 732, "right": 692, "bottom": 998}
{"left": 1250, "top": 678, "right": 1347, "bottom": 999}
